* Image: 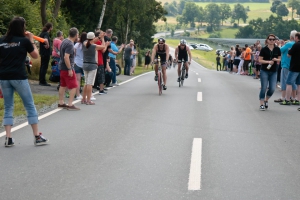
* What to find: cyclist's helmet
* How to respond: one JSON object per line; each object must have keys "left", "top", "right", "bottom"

{"left": 158, "top": 38, "right": 165, "bottom": 43}
{"left": 180, "top": 39, "right": 187, "bottom": 45}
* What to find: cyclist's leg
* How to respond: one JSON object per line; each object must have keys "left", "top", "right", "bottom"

{"left": 162, "top": 63, "right": 167, "bottom": 87}
{"left": 177, "top": 62, "right": 182, "bottom": 77}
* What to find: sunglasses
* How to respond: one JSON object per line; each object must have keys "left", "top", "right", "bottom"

{"left": 159, "top": 43, "right": 164, "bottom": 45}
{"left": 268, "top": 38, "right": 275, "bottom": 41}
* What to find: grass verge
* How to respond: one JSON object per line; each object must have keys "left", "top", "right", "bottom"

{"left": 0, "top": 93, "right": 58, "bottom": 125}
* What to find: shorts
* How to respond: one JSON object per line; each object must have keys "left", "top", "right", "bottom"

{"left": 154, "top": 59, "right": 167, "bottom": 67}
{"left": 286, "top": 71, "right": 300, "bottom": 85}
{"left": 74, "top": 64, "right": 84, "bottom": 75}
{"left": 178, "top": 55, "right": 188, "bottom": 63}
{"left": 131, "top": 58, "right": 136, "bottom": 67}
{"left": 60, "top": 70, "right": 78, "bottom": 89}
{"left": 243, "top": 60, "right": 251, "bottom": 71}
{"left": 255, "top": 64, "right": 261, "bottom": 72}
{"left": 96, "top": 65, "right": 105, "bottom": 85}
{"left": 233, "top": 59, "right": 240, "bottom": 66}
{"left": 281, "top": 68, "right": 297, "bottom": 90}
{"left": 83, "top": 69, "right": 97, "bottom": 85}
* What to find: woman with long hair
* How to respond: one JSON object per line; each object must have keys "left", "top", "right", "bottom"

{"left": 74, "top": 32, "right": 87, "bottom": 99}
{"left": 0, "top": 17, "right": 49, "bottom": 147}
{"left": 258, "top": 34, "right": 281, "bottom": 111}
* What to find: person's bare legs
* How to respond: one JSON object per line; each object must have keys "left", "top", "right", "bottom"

{"left": 162, "top": 66, "right": 167, "bottom": 86}
{"left": 59, "top": 86, "right": 66, "bottom": 105}
{"left": 82, "top": 85, "right": 87, "bottom": 102}
{"left": 68, "top": 88, "right": 76, "bottom": 106}
{"left": 285, "top": 84, "right": 292, "bottom": 100}
{"left": 185, "top": 62, "right": 189, "bottom": 74}
{"left": 75, "top": 73, "right": 81, "bottom": 97}
{"left": 86, "top": 85, "right": 92, "bottom": 102}
{"left": 99, "top": 83, "right": 104, "bottom": 91}
{"left": 292, "top": 90, "right": 297, "bottom": 99}
{"left": 177, "top": 63, "right": 182, "bottom": 77}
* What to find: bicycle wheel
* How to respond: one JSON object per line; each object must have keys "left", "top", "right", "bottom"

{"left": 158, "top": 72, "right": 162, "bottom": 95}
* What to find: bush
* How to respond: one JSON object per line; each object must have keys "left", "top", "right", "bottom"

{"left": 233, "top": 23, "right": 238, "bottom": 28}
{"left": 208, "top": 32, "right": 221, "bottom": 38}
{"left": 206, "top": 26, "right": 213, "bottom": 32}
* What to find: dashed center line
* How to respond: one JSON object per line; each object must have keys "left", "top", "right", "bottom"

{"left": 196, "top": 73, "right": 198, "bottom": 75}
{"left": 197, "top": 92, "right": 202, "bottom": 101}
{"left": 198, "top": 78, "right": 201, "bottom": 82}
{"left": 188, "top": 138, "right": 203, "bottom": 190}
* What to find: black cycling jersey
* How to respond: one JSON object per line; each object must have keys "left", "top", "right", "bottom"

{"left": 155, "top": 44, "right": 167, "bottom": 62}
{"left": 177, "top": 45, "right": 188, "bottom": 63}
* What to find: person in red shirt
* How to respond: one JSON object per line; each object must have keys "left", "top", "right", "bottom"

{"left": 95, "top": 31, "right": 107, "bottom": 94}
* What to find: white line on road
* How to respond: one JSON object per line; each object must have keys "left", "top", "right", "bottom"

{"left": 196, "top": 73, "right": 199, "bottom": 75}
{"left": 0, "top": 72, "right": 153, "bottom": 138}
{"left": 197, "top": 92, "right": 202, "bottom": 101}
{"left": 198, "top": 78, "right": 201, "bottom": 82}
{"left": 188, "top": 138, "right": 202, "bottom": 190}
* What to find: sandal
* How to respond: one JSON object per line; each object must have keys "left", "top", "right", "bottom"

{"left": 86, "top": 101, "right": 95, "bottom": 105}
{"left": 81, "top": 100, "right": 87, "bottom": 104}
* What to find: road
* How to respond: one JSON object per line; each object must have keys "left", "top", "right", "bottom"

{"left": 0, "top": 60, "right": 300, "bottom": 200}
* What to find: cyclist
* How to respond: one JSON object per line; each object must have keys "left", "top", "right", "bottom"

{"left": 175, "top": 39, "right": 192, "bottom": 82}
{"left": 151, "top": 38, "right": 170, "bottom": 90}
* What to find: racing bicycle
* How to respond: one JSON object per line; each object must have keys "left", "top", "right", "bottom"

{"left": 179, "top": 60, "right": 189, "bottom": 87}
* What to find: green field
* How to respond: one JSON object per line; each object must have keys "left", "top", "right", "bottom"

{"left": 157, "top": 2, "right": 293, "bottom": 25}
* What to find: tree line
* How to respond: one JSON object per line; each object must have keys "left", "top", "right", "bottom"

{"left": 167, "top": 1, "right": 248, "bottom": 31}
{"left": 0, "top": 0, "right": 167, "bottom": 49}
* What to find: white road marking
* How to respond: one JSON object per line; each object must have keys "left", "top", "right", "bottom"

{"left": 196, "top": 73, "right": 199, "bottom": 75}
{"left": 198, "top": 78, "right": 201, "bottom": 82}
{"left": 197, "top": 92, "right": 202, "bottom": 101}
{"left": 188, "top": 138, "right": 203, "bottom": 190}
{"left": 0, "top": 72, "right": 153, "bottom": 138}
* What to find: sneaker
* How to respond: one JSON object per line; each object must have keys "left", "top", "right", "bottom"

{"left": 259, "top": 105, "right": 265, "bottom": 111}
{"left": 264, "top": 101, "right": 268, "bottom": 109}
{"left": 105, "top": 85, "right": 113, "bottom": 88}
{"left": 280, "top": 100, "right": 291, "bottom": 105}
{"left": 103, "top": 88, "right": 108, "bottom": 91}
{"left": 292, "top": 100, "right": 300, "bottom": 105}
{"left": 298, "top": 108, "right": 300, "bottom": 111}
{"left": 111, "top": 83, "right": 119, "bottom": 86}
{"left": 163, "top": 85, "right": 167, "bottom": 90}
{"left": 154, "top": 75, "right": 158, "bottom": 81}
{"left": 34, "top": 133, "right": 49, "bottom": 146}
{"left": 58, "top": 103, "right": 68, "bottom": 109}
{"left": 65, "top": 91, "right": 70, "bottom": 98}
{"left": 185, "top": 73, "right": 188, "bottom": 79}
{"left": 99, "top": 90, "right": 107, "bottom": 95}
{"left": 75, "top": 95, "right": 83, "bottom": 100}
{"left": 4, "top": 137, "right": 14, "bottom": 147}
{"left": 274, "top": 98, "right": 283, "bottom": 103}
{"left": 177, "top": 77, "right": 180, "bottom": 82}
{"left": 67, "top": 105, "right": 80, "bottom": 111}
{"left": 90, "top": 96, "right": 96, "bottom": 100}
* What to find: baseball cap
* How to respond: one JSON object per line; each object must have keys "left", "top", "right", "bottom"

{"left": 87, "top": 32, "right": 95, "bottom": 39}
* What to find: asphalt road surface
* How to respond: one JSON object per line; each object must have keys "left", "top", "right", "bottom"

{"left": 1, "top": 61, "right": 300, "bottom": 200}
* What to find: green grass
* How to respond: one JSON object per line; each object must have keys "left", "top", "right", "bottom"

{"left": 0, "top": 93, "right": 58, "bottom": 125}
{"left": 167, "top": 39, "right": 217, "bottom": 70}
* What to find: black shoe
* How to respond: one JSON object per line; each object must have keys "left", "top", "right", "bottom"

{"left": 264, "top": 101, "right": 268, "bottom": 109}
{"left": 154, "top": 75, "right": 158, "bottom": 81}
{"left": 39, "top": 82, "right": 51, "bottom": 86}
{"left": 163, "top": 85, "right": 167, "bottom": 90}
{"left": 105, "top": 85, "right": 113, "bottom": 88}
{"left": 177, "top": 77, "right": 180, "bottom": 82}
{"left": 103, "top": 88, "right": 108, "bottom": 91}
{"left": 99, "top": 90, "right": 107, "bottom": 95}
{"left": 259, "top": 105, "right": 265, "bottom": 111}
{"left": 34, "top": 133, "right": 49, "bottom": 146}
{"left": 4, "top": 137, "right": 14, "bottom": 147}
{"left": 185, "top": 74, "right": 188, "bottom": 79}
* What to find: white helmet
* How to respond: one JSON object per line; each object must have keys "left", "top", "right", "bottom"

{"left": 180, "top": 39, "right": 187, "bottom": 45}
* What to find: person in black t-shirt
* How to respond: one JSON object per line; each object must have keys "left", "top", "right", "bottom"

{"left": 258, "top": 34, "right": 281, "bottom": 111}
{"left": 281, "top": 32, "right": 300, "bottom": 109}
{"left": 39, "top": 22, "right": 52, "bottom": 86}
{"left": 0, "top": 17, "right": 49, "bottom": 147}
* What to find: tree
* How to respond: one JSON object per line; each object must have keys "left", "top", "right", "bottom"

{"left": 195, "top": 6, "right": 205, "bottom": 26}
{"left": 232, "top": 4, "right": 248, "bottom": 25}
{"left": 276, "top": 4, "right": 289, "bottom": 16}
{"left": 97, "top": 0, "right": 107, "bottom": 29}
{"left": 204, "top": 3, "right": 221, "bottom": 32}
{"left": 181, "top": 2, "right": 200, "bottom": 28}
{"left": 177, "top": 0, "right": 186, "bottom": 14}
{"left": 219, "top": 3, "right": 231, "bottom": 26}
{"left": 288, "top": 0, "right": 300, "bottom": 19}
{"left": 271, "top": 0, "right": 282, "bottom": 13}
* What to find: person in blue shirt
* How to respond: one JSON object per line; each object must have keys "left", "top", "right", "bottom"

{"left": 108, "top": 36, "right": 124, "bottom": 86}
{"left": 275, "top": 30, "right": 298, "bottom": 103}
